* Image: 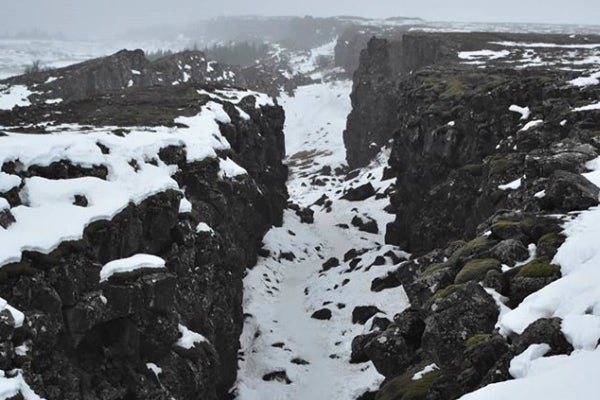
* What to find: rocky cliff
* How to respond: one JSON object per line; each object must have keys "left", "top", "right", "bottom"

{"left": 1, "top": 48, "right": 291, "bottom": 103}
{"left": 0, "top": 70, "right": 287, "bottom": 399}
{"left": 345, "top": 32, "right": 600, "bottom": 399}
{"left": 343, "top": 31, "right": 600, "bottom": 169}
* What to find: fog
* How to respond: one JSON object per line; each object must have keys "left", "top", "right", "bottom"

{"left": 1, "top": 0, "right": 599, "bottom": 38}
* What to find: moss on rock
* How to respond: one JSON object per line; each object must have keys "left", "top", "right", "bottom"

{"left": 375, "top": 365, "right": 443, "bottom": 400}
{"left": 465, "top": 333, "right": 492, "bottom": 347}
{"left": 517, "top": 256, "right": 561, "bottom": 278}
{"left": 455, "top": 258, "right": 501, "bottom": 284}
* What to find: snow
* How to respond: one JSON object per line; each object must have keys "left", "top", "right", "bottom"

{"left": 412, "top": 364, "right": 439, "bottom": 380}
{"left": 509, "top": 344, "right": 551, "bottom": 379}
{"left": 0, "top": 297, "right": 25, "bottom": 328}
{"left": 0, "top": 96, "right": 238, "bottom": 268}
{"left": 534, "top": 190, "right": 546, "bottom": 199}
{"left": 0, "top": 172, "right": 21, "bottom": 192}
{"left": 44, "top": 77, "right": 58, "bottom": 84}
{"left": 0, "top": 85, "right": 33, "bottom": 110}
{"left": 213, "top": 88, "right": 274, "bottom": 108}
{"left": 0, "top": 373, "right": 44, "bottom": 400}
{"left": 179, "top": 197, "right": 193, "bottom": 213}
{"left": 498, "top": 177, "right": 522, "bottom": 191}
{"left": 176, "top": 324, "right": 207, "bottom": 349}
{"left": 573, "top": 101, "right": 600, "bottom": 112}
{"left": 131, "top": 69, "right": 141, "bottom": 75}
{"left": 460, "top": 348, "right": 600, "bottom": 400}
{"left": 146, "top": 363, "right": 162, "bottom": 378}
{"left": 99, "top": 254, "right": 165, "bottom": 282}
{"left": 492, "top": 41, "right": 600, "bottom": 49}
{"left": 44, "top": 98, "right": 63, "bottom": 105}
{"left": 235, "top": 65, "right": 410, "bottom": 400}
{"left": 458, "top": 50, "right": 510, "bottom": 60}
{"left": 520, "top": 119, "right": 544, "bottom": 131}
{"left": 568, "top": 70, "right": 600, "bottom": 87}
{"left": 464, "top": 156, "right": 600, "bottom": 399}
{"left": 196, "top": 222, "right": 214, "bottom": 234}
{"left": 219, "top": 157, "right": 247, "bottom": 179}
{"left": 509, "top": 105, "right": 531, "bottom": 120}
{"left": 280, "top": 81, "right": 352, "bottom": 175}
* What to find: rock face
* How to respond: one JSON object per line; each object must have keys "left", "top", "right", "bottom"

{"left": 346, "top": 31, "right": 600, "bottom": 400}
{"left": 0, "top": 71, "right": 287, "bottom": 399}
{"left": 1, "top": 48, "right": 291, "bottom": 103}
{"left": 343, "top": 31, "right": 600, "bottom": 170}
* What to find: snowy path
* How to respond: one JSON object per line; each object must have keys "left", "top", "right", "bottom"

{"left": 234, "top": 81, "right": 410, "bottom": 399}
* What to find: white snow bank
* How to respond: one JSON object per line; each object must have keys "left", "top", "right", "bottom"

{"left": 0, "top": 96, "right": 237, "bottom": 268}
{"left": 412, "top": 364, "right": 439, "bottom": 380}
{"left": 509, "top": 105, "right": 531, "bottom": 120}
{"left": 213, "top": 88, "right": 274, "bottom": 108}
{"left": 520, "top": 120, "right": 543, "bottom": 131}
{"left": 569, "top": 71, "right": 600, "bottom": 87}
{"left": 99, "top": 254, "right": 165, "bottom": 282}
{"left": 195, "top": 222, "right": 214, "bottom": 234}
{"left": 458, "top": 50, "right": 510, "bottom": 60}
{"left": 0, "top": 172, "right": 21, "bottom": 192}
{"left": 498, "top": 177, "right": 522, "bottom": 191}
{"left": 573, "top": 101, "right": 600, "bottom": 112}
{"left": 176, "top": 324, "right": 207, "bottom": 349}
{"left": 460, "top": 348, "right": 600, "bottom": 400}
{"left": 146, "top": 363, "right": 162, "bottom": 377}
{"left": 0, "top": 85, "right": 33, "bottom": 110}
{"left": 218, "top": 157, "right": 247, "bottom": 179}
{"left": 492, "top": 41, "right": 600, "bottom": 49}
{"left": 179, "top": 197, "right": 192, "bottom": 213}
{"left": 0, "top": 297, "right": 25, "bottom": 328}
{"left": 509, "top": 344, "right": 551, "bottom": 379}
{"left": 0, "top": 372, "right": 44, "bottom": 400}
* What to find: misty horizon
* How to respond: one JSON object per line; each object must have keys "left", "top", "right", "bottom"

{"left": 2, "top": 0, "right": 600, "bottom": 39}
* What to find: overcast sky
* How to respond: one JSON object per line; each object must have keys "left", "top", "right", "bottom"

{"left": 1, "top": 0, "right": 599, "bottom": 37}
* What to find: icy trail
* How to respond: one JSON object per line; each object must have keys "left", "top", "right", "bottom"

{"left": 234, "top": 81, "right": 410, "bottom": 399}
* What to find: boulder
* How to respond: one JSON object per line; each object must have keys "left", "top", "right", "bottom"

{"left": 539, "top": 170, "right": 599, "bottom": 212}
{"left": 342, "top": 183, "right": 376, "bottom": 201}
{"left": 422, "top": 282, "right": 498, "bottom": 370}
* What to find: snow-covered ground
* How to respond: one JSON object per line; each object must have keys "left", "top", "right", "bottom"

{"left": 235, "top": 65, "right": 410, "bottom": 398}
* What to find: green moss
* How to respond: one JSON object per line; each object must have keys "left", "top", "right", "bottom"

{"left": 538, "top": 232, "right": 560, "bottom": 245}
{"left": 467, "top": 236, "right": 490, "bottom": 251}
{"left": 455, "top": 258, "right": 501, "bottom": 284}
{"left": 520, "top": 218, "right": 534, "bottom": 234}
{"left": 517, "top": 257, "right": 561, "bottom": 278}
{"left": 431, "top": 283, "right": 465, "bottom": 301}
{"left": 465, "top": 333, "right": 492, "bottom": 347}
{"left": 460, "top": 164, "right": 484, "bottom": 176}
{"left": 492, "top": 220, "right": 520, "bottom": 229}
{"left": 376, "top": 366, "right": 443, "bottom": 400}
{"left": 489, "top": 158, "right": 513, "bottom": 176}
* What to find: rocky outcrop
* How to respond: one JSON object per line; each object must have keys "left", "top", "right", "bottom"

{"left": 347, "top": 31, "right": 600, "bottom": 400}
{"left": 1, "top": 49, "right": 291, "bottom": 104}
{"left": 343, "top": 31, "right": 600, "bottom": 169}
{"left": 0, "top": 83, "right": 287, "bottom": 399}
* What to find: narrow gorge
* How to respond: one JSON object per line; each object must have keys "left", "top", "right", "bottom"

{"left": 0, "top": 15, "right": 600, "bottom": 400}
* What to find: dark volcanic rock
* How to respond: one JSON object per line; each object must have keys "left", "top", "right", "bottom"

{"left": 351, "top": 215, "right": 379, "bottom": 234}
{"left": 352, "top": 306, "right": 382, "bottom": 324}
{"left": 311, "top": 308, "right": 333, "bottom": 320}
{"left": 539, "top": 170, "right": 600, "bottom": 212}
{"left": 0, "top": 83, "right": 288, "bottom": 400}
{"left": 341, "top": 182, "right": 376, "bottom": 201}
{"left": 422, "top": 282, "right": 498, "bottom": 370}
{"left": 514, "top": 318, "right": 573, "bottom": 356}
